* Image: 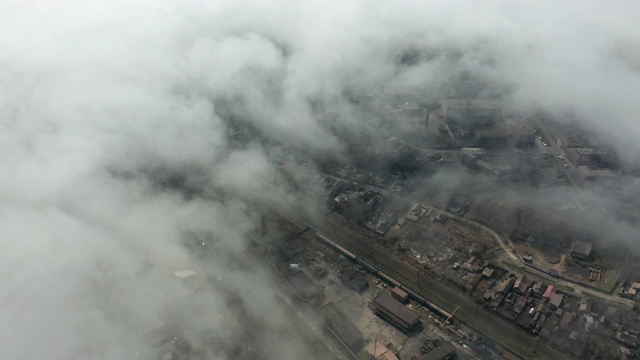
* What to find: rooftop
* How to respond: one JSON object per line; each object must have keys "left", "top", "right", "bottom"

{"left": 460, "top": 148, "right": 487, "bottom": 157}
{"left": 420, "top": 342, "right": 456, "bottom": 360}
{"left": 319, "top": 302, "right": 364, "bottom": 352}
{"left": 496, "top": 277, "right": 515, "bottom": 294}
{"left": 505, "top": 116, "right": 533, "bottom": 133}
{"left": 571, "top": 241, "right": 593, "bottom": 257}
{"left": 514, "top": 274, "right": 531, "bottom": 292}
{"left": 543, "top": 285, "right": 556, "bottom": 298}
{"left": 392, "top": 287, "right": 409, "bottom": 301}
{"left": 568, "top": 148, "right": 599, "bottom": 156}
{"left": 288, "top": 270, "right": 324, "bottom": 300}
{"left": 373, "top": 292, "right": 420, "bottom": 328}
{"left": 482, "top": 267, "right": 494, "bottom": 278}
{"left": 549, "top": 292, "right": 564, "bottom": 308}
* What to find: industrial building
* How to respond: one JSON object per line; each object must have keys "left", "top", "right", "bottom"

{"left": 441, "top": 99, "right": 503, "bottom": 125}
{"left": 474, "top": 130, "right": 511, "bottom": 148}
{"left": 372, "top": 292, "right": 420, "bottom": 332}
{"left": 460, "top": 148, "right": 512, "bottom": 181}
{"left": 505, "top": 115, "right": 535, "bottom": 147}
{"left": 440, "top": 100, "right": 538, "bottom": 149}
{"left": 570, "top": 241, "right": 593, "bottom": 261}
{"left": 575, "top": 166, "right": 616, "bottom": 183}
{"left": 420, "top": 342, "right": 456, "bottom": 360}
{"left": 319, "top": 302, "right": 364, "bottom": 353}
{"left": 342, "top": 270, "right": 369, "bottom": 292}
{"left": 566, "top": 148, "right": 604, "bottom": 167}
{"left": 441, "top": 99, "right": 507, "bottom": 148}
{"left": 287, "top": 270, "right": 325, "bottom": 302}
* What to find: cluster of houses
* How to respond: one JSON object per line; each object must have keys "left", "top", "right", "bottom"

{"left": 620, "top": 282, "right": 640, "bottom": 300}
{"left": 480, "top": 270, "right": 566, "bottom": 334}
{"left": 458, "top": 255, "right": 640, "bottom": 355}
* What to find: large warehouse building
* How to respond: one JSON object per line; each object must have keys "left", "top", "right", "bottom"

{"left": 372, "top": 292, "right": 420, "bottom": 332}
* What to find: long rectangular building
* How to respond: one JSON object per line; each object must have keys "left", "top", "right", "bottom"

{"left": 319, "top": 302, "right": 364, "bottom": 352}
{"left": 372, "top": 292, "right": 420, "bottom": 332}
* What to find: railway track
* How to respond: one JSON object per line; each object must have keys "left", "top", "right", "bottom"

{"left": 314, "top": 216, "right": 555, "bottom": 360}
{"left": 245, "top": 180, "right": 572, "bottom": 360}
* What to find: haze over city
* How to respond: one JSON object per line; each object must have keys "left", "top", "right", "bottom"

{"left": 1, "top": 1, "right": 640, "bottom": 360}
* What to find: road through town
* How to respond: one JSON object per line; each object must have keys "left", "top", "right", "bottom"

{"left": 253, "top": 181, "right": 571, "bottom": 360}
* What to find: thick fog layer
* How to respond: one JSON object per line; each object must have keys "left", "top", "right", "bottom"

{"left": 1, "top": 1, "right": 639, "bottom": 359}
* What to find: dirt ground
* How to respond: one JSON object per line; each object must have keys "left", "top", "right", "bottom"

{"left": 385, "top": 216, "right": 500, "bottom": 272}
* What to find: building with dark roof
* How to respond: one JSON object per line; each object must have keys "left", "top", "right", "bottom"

{"left": 513, "top": 296, "right": 528, "bottom": 317}
{"left": 505, "top": 115, "right": 535, "bottom": 147}
{"left": 460, "top": 148, "right": 486, "bottom": 164}
{"left": 319, "top": 302, "right": 364, "bottom": 352}
{"left": 287, "top": 270, "right": 324, "bottom": 302}
{"left": 420, "top": 342, "right": 456, "bottom": 360}
{"left": 392, "top": 287, "right": 409, "bottom": 303}
{"left": 496, "top": 277, "right": 515, "bottom": 295}
{"left": 616, "top": 328, "right": 640, "bottom": 348}
{"left": 532, "top": 282, "right": 547, "bottom": 298}
{"left": 513, "top": 274, "right": 532, "bottom": 294}
{"left": 341, "top": 270, "right": 369, "bottom": 292}
{"left": 372, "top": 292, "right": 420, "bottom": 332}
{"left": 441, "top": 99, "right": 506, "bottom": 147}
{"left": 441, "top": 99, "right": 502, "bottom": 124}
{"left": 549, "top": 292, "right": 564, "bottom": 310}
{"left": 570, "top": 241, "right": 593, "bottom": 261}
{"left": 475, "top": 130, "right": 511, "bottom": 148}
{"left": 575, "top": 166, "right": 616, "bottom": 183}
{"left": 459, "top": 148, "right": 512, "bottom": 181}
{"left": 566, "top": 148, "right": 602, "bottom": 167}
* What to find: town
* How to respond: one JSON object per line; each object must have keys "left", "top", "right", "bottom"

{"left": 140, "top": 82, "right": 640, "bottom": 360}
{"left": 260, "top": 82, "right": 640, "bottom": 360}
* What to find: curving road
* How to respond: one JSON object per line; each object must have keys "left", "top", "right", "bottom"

{"left": 321, "top": 171, "right": 519, "bottom": 261}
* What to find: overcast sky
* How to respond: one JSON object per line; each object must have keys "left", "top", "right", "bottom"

{"left": 1, "top": 1, "right": 639, "bottom": 359}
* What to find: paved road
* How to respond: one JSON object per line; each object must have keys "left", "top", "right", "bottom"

{"left": 323, "top": 168, "right": 627, "bottom": 307}
{"left": 501, "top": 258, "right": 634, "bottom": 309}
{"left": 524, "top": 112, "right": 580, "bottom": 188}
{"left": 253, "top": 183, "right": 571, "bottom": 360}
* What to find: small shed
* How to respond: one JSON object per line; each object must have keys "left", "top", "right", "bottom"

{"left": 392, "top": 287, "right": 409, "bottom": 303}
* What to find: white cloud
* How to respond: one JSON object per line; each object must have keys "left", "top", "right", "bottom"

{"left": 0, "top": 0, "right": 639, "bottom": 359}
